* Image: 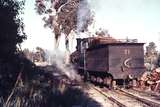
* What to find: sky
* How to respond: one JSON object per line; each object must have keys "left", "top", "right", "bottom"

{"left": 22, "top": 0, "right": 54, "bottom": 51}
{"left": 22, "top": 0, "right": 160, "bottom": 51}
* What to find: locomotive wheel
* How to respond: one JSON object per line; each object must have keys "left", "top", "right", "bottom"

{"left": 91, "top": 76, "right": 94, "bottom": 82}
{"left": 84, "top": 71, "right": 90, "bottom": 81}
{"left": 91, "top": 75, "right": 96, "bottom": 82}
{"left": 104, "top": 76, "right": 113, "bottom": 87}
{"left": 112, "top": 80, "right": 117, "bottom": 89}
{"left": 132, "top": 79, "right": 137, "bottom": 87}
{"left": 97, "top": 77, "right": 103, "bottom": 84}
{"left": 81, "top": 75, "right": 84, "bottom": 80}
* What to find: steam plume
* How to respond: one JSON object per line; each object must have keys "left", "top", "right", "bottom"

{"left": 77, "top": 0, "right": 93, "bottom": 33}
{"left": 46, "top": 50, "right": 81, "bottom": 81}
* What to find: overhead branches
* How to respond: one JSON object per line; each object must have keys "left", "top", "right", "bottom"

{"left": 35, "top": 0, "right": 94, "bottom": 50}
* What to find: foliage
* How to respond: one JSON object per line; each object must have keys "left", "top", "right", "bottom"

{"left": 145, "top": 42, "right": 158, "bottom": 70}
{"left": 35, "top": 0, "right": 94, "bottom": 50}
{"left": 0, "top": 0, "right": 26, "bottom": 99}
{"left": 146, "top": 42, "right": 157, "bottom": 56}
{"left": 23, "top": 47, "right": 47, "bottom": 62}
{"left": 0, "top": 1, "right": 100, "bottom": 106}
{"left": 35, "top": 47, "right": 46, "bottom": 62}
{"left": 0, "top": 64, "right": 101, "bottom": 107}
{"left": 0, "top": 0, "right": 26, "bottom": 59}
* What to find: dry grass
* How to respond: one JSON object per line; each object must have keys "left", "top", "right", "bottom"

{"left": 0, "top": 65, "right": 101, "bottom": 107}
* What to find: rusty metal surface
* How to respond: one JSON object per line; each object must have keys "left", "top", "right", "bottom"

{"left": 86, "top": 47, "right": 108, "bottom": 72}
{"left": 84, "top": 43, "right": 144, "bottom": 79}
{"left": 108, "top": 44, "right": 144, "bottom": 79}
{"left": 72, "top": 37, "right": 145, "bottom": 80}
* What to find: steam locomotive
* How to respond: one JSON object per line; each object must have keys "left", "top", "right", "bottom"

{"left": 70, "top": 36, "right": 145, "bottom": 87}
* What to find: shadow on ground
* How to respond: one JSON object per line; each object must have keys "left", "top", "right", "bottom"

{"left": 0, "top": 65, "right": 101, "bottom": 107}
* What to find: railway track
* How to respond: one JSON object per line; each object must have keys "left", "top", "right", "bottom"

{"left": 116, "top": 88, "right": 160, "bottom": 107}
{"left": 90, "top": 85, "right": 126, "bottom": 107}
{"left": 132, "top": 88, "right": 160, "bottom": 99}
{"left": 90, "top": 84, "right": 160, "bottom": 107}
{"left": 90, "top": 85, "right": 147, "bottom": 107}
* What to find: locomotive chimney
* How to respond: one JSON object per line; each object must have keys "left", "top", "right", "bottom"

{"left": 76, "top": 38, "right": 82, "bottom": 52}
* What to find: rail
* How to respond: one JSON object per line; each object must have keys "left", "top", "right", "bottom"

{"left": 117, "top": 88, "right": 160, "bottom": 107}
{"left": 90, "top": 85, "right": 127, "bottom": 107}
{"left": 132, "top": 88, "right": 160, "bottom": 98}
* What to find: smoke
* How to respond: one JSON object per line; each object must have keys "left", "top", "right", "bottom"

{"left": 45, "top": 50, "right": 81, "bottom": 81}
{"left": 76, "top": 0, "right": 93, "bottom": 33}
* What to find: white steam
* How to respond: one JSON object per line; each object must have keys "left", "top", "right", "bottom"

{"left": 45, "top": 50, "right": 81, "bottom": 81}
{"left": 77, "top": 0, "right": 90, "bottom": 32}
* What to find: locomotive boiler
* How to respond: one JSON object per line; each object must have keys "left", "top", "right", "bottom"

{"left": 71, "top": 36, "right": 145, "bottom": 87}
